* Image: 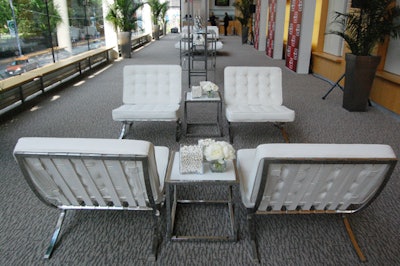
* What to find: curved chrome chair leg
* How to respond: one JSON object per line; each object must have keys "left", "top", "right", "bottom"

{"left": 44, "top": 210, "right": 66, "bottom": 259}
{"left": 274, "top": 122, "right": 290, "bottom": 143}
{"left": 119, "top": 122, "right": 133, "bottom": 139}
{"left": 228, "top": 122, "right": 233, "bottom": 143}
{"left": 343, "top": 215, "right": 367, "bottom": 262}
{"left": 175, "top": 119, "right": 182, "bottom": 142}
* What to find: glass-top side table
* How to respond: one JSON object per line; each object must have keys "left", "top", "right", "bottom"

{"left": 184, "top": 91, "right": 223, "bottom": 137}
{"left": 165, "top": 151, "right": 239, "bottom": 241}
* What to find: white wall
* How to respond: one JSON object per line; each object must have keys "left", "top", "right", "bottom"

{"left": 296, "top": 0, "right": 316, "bottom": 74}
{"left": 256, "top": 0, "right": 268, "bottom": 51}
{"left": 323, "top": 0, "right": 348, "bottom": 56}
{"left": 383, "top": 0, "right": 400, "bottom": 75}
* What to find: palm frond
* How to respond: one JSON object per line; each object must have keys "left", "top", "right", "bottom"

{"left": 328, "top": 0, "right": 400, "bottom": 55}
{"left": 106, "top": 0, "right": 144, "bottom": 32}
{"left": 233, "top": 0, "right": 252, "bottom": 27}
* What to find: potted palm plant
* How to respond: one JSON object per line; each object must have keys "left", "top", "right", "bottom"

{"left": 106, "top": 0, "right": 144, "bottom": 58}
{"left": 233, "top": 0, "right": 253, "bottom": 44}
{"left": 146, "top": 0, "right": 169, "bottom": 40}
{"left": 329, "top": 0, "right": 400, "bottom": 111}
{"left": 160, "top": 1, "right": 169, "bottom": 36}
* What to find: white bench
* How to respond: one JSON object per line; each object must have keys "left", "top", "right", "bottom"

{"left": 13, "top": 137, "right": 172, "bottom": 261}
{"left": 237, "top": 143, "right": 397, "bottom": 263}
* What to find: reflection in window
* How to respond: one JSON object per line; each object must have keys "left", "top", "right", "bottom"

{"left": 0, "top": 0, "right": 104, "bottom": 79}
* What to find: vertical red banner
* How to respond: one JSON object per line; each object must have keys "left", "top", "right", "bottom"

{"left": 254, "top": 0, "right": 261, "bottom": 49}
{"left": 285, "top": 0, "right": 303, "bottom": 72}
{"left": 266, "top": 0, "right": 277, "bottom": 57}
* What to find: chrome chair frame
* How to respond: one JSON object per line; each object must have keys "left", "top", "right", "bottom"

{"left": 245, "top": 157, "right": 397, "bottom": 263}
{"left": 14, "top": 143, "right": 171, "bottom": 261}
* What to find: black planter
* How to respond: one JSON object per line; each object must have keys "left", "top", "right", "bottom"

{"left": 241, "top": 26, "right": 249, "bottom": 44}
{"left": 119, "top": 32, "right": 132, "bottom": 58}
{"left": 343, "top": 53, "right": 381, "bottom": 111}
{"left": 152, "top": 25, "right": 160, "bottom": 40}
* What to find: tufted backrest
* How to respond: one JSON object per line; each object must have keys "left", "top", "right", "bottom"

{"left": 239, "top": 144, "right": 397, "bottom": 212}
{"left": 123, "top": 65, "right": 182, "bottom": 105}
{"left": 13, "top": 137, "right": 169, "bottom": 209}
{"left": 224, "top": 66, "right": 283, "bottom": 106}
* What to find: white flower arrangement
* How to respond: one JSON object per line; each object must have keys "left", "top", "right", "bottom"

{"left": 200, "top": 81, "right": 219, "bottom": 95}
{"left": 198, "top": 138, "right": 216, "bottom": 150}
{"left": 202, "top": 140, "right": 235, "bottom": 164}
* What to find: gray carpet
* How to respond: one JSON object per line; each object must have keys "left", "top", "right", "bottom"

{"left": 0, "top": 34, "right": 399, "bottom": 266}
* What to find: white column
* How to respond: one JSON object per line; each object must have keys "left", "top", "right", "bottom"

{"left": 103, "top": 0, "right": 118, "bottom": 57}
{"left": 323, "top": 0, "right": 348, "bottom": 56}
{"left": 266, "top": 0, "right": 286, "bottom": 59}
{"left": 142, "top": 4, "right": 152, "bottom": 34}
{"left": 273, "top": 0, "right": 286, "bottom": 59}
{"left": 384, "top": 0, "right": 400, "bottom": 75}
{"left": 296, "top": 0, "right": 316, "bottom": 74}
{"left": 256, "top": 0, "right": 268, "bottom": 51}
{"left": 285, "top": 0, "right": 316, "bottom": 74}
{"left": 54, "top": 0, "right": 72, "bottom": 54}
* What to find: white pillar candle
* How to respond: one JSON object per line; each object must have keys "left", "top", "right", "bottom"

{"left": 192, "top": 85, "right": 202, "bottom": 98}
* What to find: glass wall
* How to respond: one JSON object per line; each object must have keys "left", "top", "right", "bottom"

{"left": 69, "top": 0, "right": 104, "bottom": 50}
{"left": 0, "top": 0, "right": 105, "bottom": 80}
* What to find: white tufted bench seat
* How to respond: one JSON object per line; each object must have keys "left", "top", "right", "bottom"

{"left": 237, "top": 143, "right": 397, "bottom": 263}
{"left": 13, "top": 137, "right": 172, "bottom": 261}
{"left": 224, "top": 66, "right": 295, "bottom": 142}
{"left": 112, "top": 65, "right": 182, "bottom": 140}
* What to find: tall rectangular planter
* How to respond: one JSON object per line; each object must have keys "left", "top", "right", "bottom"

{"left": 119, "top": 32, "right": 132, "bottom": 58}
{"left": 343, "top": 54, "right": 381, "bottom": 111}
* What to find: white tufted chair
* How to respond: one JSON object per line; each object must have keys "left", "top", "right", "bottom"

{"left": 112, "top": 65, "right": 182, "bottom": 140}
{"left": 224, "top": 66, "right": 295, "bottom": 142}
{"left": 237, "top": 143, "right": 397, "bottom": 263}
{"left": 13, "top": 137, "right": 172, "bottom": 261}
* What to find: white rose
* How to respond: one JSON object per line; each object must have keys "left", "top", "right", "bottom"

{"left": 200, "top": 81, "right": 218, "bottom": 92}
{"left": 204, "top": 143, "right": 224, "bottom": 162}
{"left": 217, "top": 141, "right": 236, "bottom": 160}
{"left": 203, "top": 141, "right": 235, "bottom": 162}
{"left": 198, "top": 138, "right": 215, "bottom": 148}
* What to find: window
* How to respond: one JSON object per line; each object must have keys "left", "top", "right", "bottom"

{"left": 383, "top": 0, "right": 400, "bottom": 75}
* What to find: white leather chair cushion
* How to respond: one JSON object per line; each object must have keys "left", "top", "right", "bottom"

{"left": 225, "top": 66, "right": 284, "bottom": 106}
{"left": 14, "top": 137, "right": 170, "bottom": 204}
{"left": 238, "top": 143, "right": 396, "bottom": 209}
{"left": 154, "top": 146, "right": 169, "bottom": 194}
{"left": 224, "top": 66, "right": 295, "bottom": 123}
{"left": 226, "top": 105, "right": 295, "bottom": 122}
{"left": 236, "top": 148, "right": 258, "bottom": 208}
{"left": 112, "top": 104, "right": 180, "bottom": 121}
{"left": 122, "top": 65, "right": 181, "bottom": 105}
{"left": 14, "top": 137, "right": 152, "bottom": 155}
